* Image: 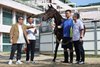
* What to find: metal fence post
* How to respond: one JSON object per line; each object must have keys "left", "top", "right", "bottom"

{"left": 92, "top": 20, "right": 100, "bottom": 56}
{"left": 93, "top": 22, "right": 98, "bottom": 56}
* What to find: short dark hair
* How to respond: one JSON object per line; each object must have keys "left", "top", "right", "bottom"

{"left": 27, "top": 16, "right": 33, "bottom": 20}
{"left": 73, "top": 13, "right": 80, "bottom": 19}
{"left": 65, "top": 10, "right": 72, "bottom": 13}
{"left": 17, "top": 16, "right": 24, "bottom": 22}
{"left": 17, "top": 16, "right": 23, "bottom": 20}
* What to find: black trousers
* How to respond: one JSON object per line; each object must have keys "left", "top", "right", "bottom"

{"left": 9, "top": 44, "right": 23, "bottom": 60}
{"left": 79, "top": 41, "right": 85, "bottom": 62}
{"left": 62, "top": 37, "right": 73, "bottom": 62}
{"left": 73, "top": 40, "right": 85, "bottom": 62}
{"left": 26, "top": 40, "right": 36, "bottom": 61}
{"left": 73, "top": 40, "right": 81, "bottom": 62}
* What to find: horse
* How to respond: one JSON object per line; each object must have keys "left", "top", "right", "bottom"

{"left": 42, "top": 5, "right": 64, "bottom": 62}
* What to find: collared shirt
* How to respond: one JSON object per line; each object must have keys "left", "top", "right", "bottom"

{"left": 17, "top": 24, "right": 26, "bottom": 43}
{"left": 61, "top": 18, "right": 73, "bottom": 37}
{"left": 72, "top": 19, "right": 84, "bottom": 41}
{"left": 26, "top": 23, "right": 37, "bottom": 40}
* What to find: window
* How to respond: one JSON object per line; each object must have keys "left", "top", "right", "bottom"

{"left": 3, "top": 45, "right": 11, "bottom": 52}
{"left": 2, "top": 33, "right": 11, "bottom": 52}
{"left": 3, "top": 8, "right": 12, "bottom": 25}
{"left": 3, "top": 33, "right": 10, "bottom": 43}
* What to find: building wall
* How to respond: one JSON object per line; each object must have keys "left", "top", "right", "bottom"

{"left": 0, "top": 0, "right": 43, "bottom": 14}
{"left": 0, "top": 3, "right": 41, "bottom": 52}
{"left": 0, "top": 7, "right": 23, "bottom": 52}
{"left": 77, "top": 6, "right": 100, "bottom": 20}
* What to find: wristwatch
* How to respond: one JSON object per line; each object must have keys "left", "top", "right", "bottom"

{"left": 80, "top": 37, "right": 83, "bottom": 39}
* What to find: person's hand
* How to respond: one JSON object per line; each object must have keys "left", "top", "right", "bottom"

{"left": 57, "top": 26, "right": 62, "bottom": 28}
{"left": 34, "top": 28, "right": 37, "bottom": 34}
{"left": 27, "top": 40, "right": 30, "bottom": 44}
{"left": 80, "top": 37, "right": 83, "bottom": 42}
{"left": 51, "top": 24, "right": 55, "bottom": 28}
{"left": 37, "top": 23, "right": 42, "bottom": 27}
{"left": 30, "top": 25, "right": 35, "bottom": 28}
{"left": 10, "top": 39, "right": 13, "bottom": 43}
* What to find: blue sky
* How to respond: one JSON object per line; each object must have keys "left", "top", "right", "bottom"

{"left": 70, "top": 0, "right": 100, "bottom": 6}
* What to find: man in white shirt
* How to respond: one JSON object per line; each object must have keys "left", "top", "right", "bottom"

{"left": 72, "top": 13, "right": 85, "bottom": 64}
{"left": 26, "top": 16, "right": 38, "bottom": 64}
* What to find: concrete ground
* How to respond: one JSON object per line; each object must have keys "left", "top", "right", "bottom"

{"left": 0, "top": 52, "right": 100, "bottom": 67}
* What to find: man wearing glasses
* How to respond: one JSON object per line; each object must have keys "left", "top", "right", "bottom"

{"left": 8, "top": 16, "right": 34, "bottom": 65}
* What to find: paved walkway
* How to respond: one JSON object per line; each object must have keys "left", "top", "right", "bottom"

{"left": 0, "top": 52, "right": 100, "bottom": 67}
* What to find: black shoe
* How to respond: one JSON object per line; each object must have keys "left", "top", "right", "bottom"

{"left": 75, "top": 61, "right": 80, "bottom": 64}
{"left": 52, "top": 59, "right": 55, "bottom": 62}
{"left": 61, "top": 61, "right": 69, "bottom": 63}
{"left": 69, "top": 61, "right": 73, "bottom": 63}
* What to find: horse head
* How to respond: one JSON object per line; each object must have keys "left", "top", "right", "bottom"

{"left": 42, "top": 5, "right": 58, "bottom": 21}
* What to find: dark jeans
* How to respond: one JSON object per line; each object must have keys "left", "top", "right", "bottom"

{"left": 26, "top": 40, "right": 36, "bottom": 61}
{"left": 73, "top": 40, "right": 85, "bottom": 62}
{"left": 9, "top": 44, "right": 23, "bottom": 60}
{"left": 73, "top": 40, "right": 80, "bottom": 62}
{"left": 62, "top": 37, "right": 73, "bottom": 62}
{"left": 79, "top": 41, "right": 85, "bottom": 62}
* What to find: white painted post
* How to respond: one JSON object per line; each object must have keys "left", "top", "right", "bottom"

{"left": 0, "top": 7, "right": 3, "bottom": 52}
{"left": 12, "top": 10, "right": 16, "bottom": 24}
{"left": 33, "top": 18, "right": 36, "bottom": 26}
{"left": 24, "top": 13, "right": 27, "bottom": 24}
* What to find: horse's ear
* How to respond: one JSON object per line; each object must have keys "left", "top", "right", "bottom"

{"left": 50, "top": 4, "right": 53, "bottom": 8}
{"left": 48, "top": 5, "right": 50, "bottom": 8}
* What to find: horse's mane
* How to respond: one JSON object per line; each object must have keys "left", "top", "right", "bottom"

{"left": 53, "top": 8, "right": 63, "bottom": 25}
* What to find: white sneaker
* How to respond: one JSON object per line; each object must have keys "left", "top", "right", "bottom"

{"left": 79, "top": 61, "right": 85, "bottom": 64}
{"left": 31, "top": 61, "right": 35, "bottom": 64}
{"left": 8, "top": 60, "right": 13, "bottom": 65}
{"left": 16, "top": 60, "right": 23, "bottom": 64}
